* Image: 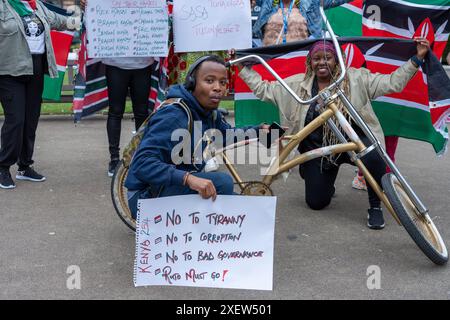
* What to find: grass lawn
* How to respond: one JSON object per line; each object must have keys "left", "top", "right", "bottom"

{"left": 1, "top": 98, "right": 235, "bottom": 116}
{"left": 0, "top": 70, "right": 235, "bottom": 116}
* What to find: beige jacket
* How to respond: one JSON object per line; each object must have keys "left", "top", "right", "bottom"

{"left": 239, "top": 60, "right": 419, "bottom": 145}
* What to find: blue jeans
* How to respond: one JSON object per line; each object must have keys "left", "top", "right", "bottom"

{"left": 128, "top": 172, "right": 234, "bottom": 220}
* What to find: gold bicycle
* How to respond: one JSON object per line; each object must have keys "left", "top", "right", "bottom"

{"left": 111, "top": 5, "right": 448, "bottom": 265}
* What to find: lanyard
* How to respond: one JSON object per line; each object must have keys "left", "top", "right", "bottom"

{"left": 280, "top": 0, "right": 295, "bottom": 44}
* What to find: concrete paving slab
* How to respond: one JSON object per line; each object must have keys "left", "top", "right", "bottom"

{"left": 0, "top": 116, "right": 449, "bottom": 300}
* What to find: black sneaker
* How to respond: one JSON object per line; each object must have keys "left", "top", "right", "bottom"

{"left": 367, "top": 207, "right": 385, "bottom": 230}
{"left": 0, "top": 168, "right": 16, "bottom": 189}
{"left": 108, "top": 159, "right": 120, "bottom": 177}
{"left": 16, "top": 166, "right": 46, "bottom": 182}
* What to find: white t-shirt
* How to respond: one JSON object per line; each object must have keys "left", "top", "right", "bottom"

{"left": 22, "top": 13, "right": 45, "bottom": 54}
{"left": 101, "top": 57, "right": 155, "bottom": 70}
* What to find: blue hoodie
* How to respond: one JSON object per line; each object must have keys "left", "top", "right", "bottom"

{"left": 125, "top": 85, "right": 260, "bottom": 192}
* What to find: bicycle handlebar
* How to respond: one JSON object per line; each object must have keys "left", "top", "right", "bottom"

{"left": 227, "top": 3, "right": 347, "bottom": 105}
{"left": 228, "top": 54, "right": 320, "bottom": 105}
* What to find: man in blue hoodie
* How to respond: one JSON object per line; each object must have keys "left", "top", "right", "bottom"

{"left": 125, "top": 55, "right": 265, "bottom": 218}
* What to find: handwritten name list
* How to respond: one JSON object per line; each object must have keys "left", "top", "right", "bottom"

{"left": 86, "top": 0, "right": 169, "bottom": 58}
{"left": 134, "top": 195, "right": 276, "bottom": 290}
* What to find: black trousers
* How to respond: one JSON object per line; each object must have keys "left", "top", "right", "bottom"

{"left": 105, "top": 64, "right": 154, "bottom": 160}
{"left": 300, "top": 136, "right": 386, "bottom": 210}
{"left": 0, "top": 54, "right": 45, "bottom": 170}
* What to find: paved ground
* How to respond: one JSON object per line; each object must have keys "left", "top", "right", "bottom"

{"left": 0, "top": 115, "right": 449, "bottom": 300}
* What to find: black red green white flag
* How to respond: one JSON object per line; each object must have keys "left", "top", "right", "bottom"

{"left": 235, "top": 37, "right": 449, "bottom": 154}
{"left": 41, "top": 1, "right": 74, "bottom": 101}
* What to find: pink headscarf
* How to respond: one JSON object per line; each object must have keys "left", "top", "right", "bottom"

{"left": 308, "top": 41, "right": 337, "bottom": 59}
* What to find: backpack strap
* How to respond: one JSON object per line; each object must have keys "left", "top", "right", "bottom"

{"left": 171, "top": 98, "right": 193, "bottom": 135}
{"left": 158, "top": 98, "right": 193, "bottom": 135}
{"left": 122, "top": 98, "right": 193, "bottom": 169}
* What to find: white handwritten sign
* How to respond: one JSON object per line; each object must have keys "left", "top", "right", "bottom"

{"left": 86, "top": 0, "right": 169, "bottom": 58}
{"left": 173, "top": 0, "right": 252, "bottom": 52}
{"left": 134, "top": 195, "right": 276, "bottom": 290}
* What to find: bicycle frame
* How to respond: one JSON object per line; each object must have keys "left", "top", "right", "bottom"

{"left": 223, "top": 4, "right": 429, "bottom": 222}
{"left": 212, "top": 96, "right": 401, "bottom": 225}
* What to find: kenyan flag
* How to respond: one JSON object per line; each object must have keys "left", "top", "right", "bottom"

{"left": 362, "top": 0, "right": 450, "bottom": 59}
{"left": 41, "top": 2, "right": 74, "bottom": 101}
{"left": 361, "top": 0, "right": 450, "bottom": 152}
{"left": 325, "top": 0, "right": 363, "bottom": 36}
{"left": 42, "top": 31, "right": 74, "bottom": 101}
{"left": 72, "top": 59, "right": 109, "bottom": 121}
{"left": 235, "top": 0, "right": 450, "bottom": 154}
{"left": 234, "top": 50, "right": 309, "bottom": 127}
{"left": 73, "top": 31, "right": 109, "bottom": 122}
{"left": 7, "top": 0, "right": 36, "bottom": 16}
{"left": 235, "top": 37, "right": 449, "bottom": 154}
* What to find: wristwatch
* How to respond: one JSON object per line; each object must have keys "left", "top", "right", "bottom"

{"left": 411, "top": 55, "right": 424, "bottom": 68}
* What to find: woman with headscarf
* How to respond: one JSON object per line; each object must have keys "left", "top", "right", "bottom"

{"left": 0, "top": 0, "right": 79, "bottom": 189}
{"left": 238, "top": 38, "right": 430, "bottom": 230}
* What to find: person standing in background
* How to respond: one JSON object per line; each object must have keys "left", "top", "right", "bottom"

{"left": 253, "top": 0, "right": 352, "bottom": 46}
{"left": 251, "top": 0, "right": 263, "bottom": 47}
{"left": 102, "top": 57, "right": 157, "bottom": 177}
{"left": 0, "top": 0, "right": 80, "bottom": 189}
{"left": 80, "top": 0, "right": 157, "bottom": 177}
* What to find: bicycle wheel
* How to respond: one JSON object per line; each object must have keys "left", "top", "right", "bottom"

{"left": 111, "top": 161, "right": 136, "bottom": 231}
{"left": 382, "top": 173, "right": 448, "bottom": 265}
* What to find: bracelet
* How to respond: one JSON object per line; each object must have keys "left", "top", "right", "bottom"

{"left": 411, "top": 55, "right": 424, "bottom": 68}
{"left": 182, "top": 172, "right": 190, "bottom": 186}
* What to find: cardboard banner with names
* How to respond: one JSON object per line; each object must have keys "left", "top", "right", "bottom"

{"left": 173, "top": 0, "right": 252, "bottom": 52}
{"left": 134, "top": 195, "right": 277, "bottom": 290}
{"left": 86, "top": 0, "right": 169, "bottom": 58}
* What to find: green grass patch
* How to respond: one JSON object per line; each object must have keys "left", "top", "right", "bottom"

{"left": 1, "top": 68, "right": 236, "bottom": 115}
{"left": 1, "top": 100, "right": 234, "bottom": 116}
{"left": 1, "top": 61, "right": 238, "bottom": 116}
{"left": 0, "top": 101, "right": 133, "bottom": 116}
{"left": 41, "top": 103, "right": 74, "bottom": 115}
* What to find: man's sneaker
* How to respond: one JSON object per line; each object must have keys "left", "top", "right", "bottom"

{"left": 0, "top": 168, "right": 16, "bottom": 189}
{"left": 16, "top": 167, "right": 46, "bottom": 182}
{"left": 352, "top": 173, "right": 367, "bottom": 191}
{"left": 367, "top": 207, "right": 385, "bottom": 230}
{"left": 108, "top": 159, "right": 120, "bottom": 177}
